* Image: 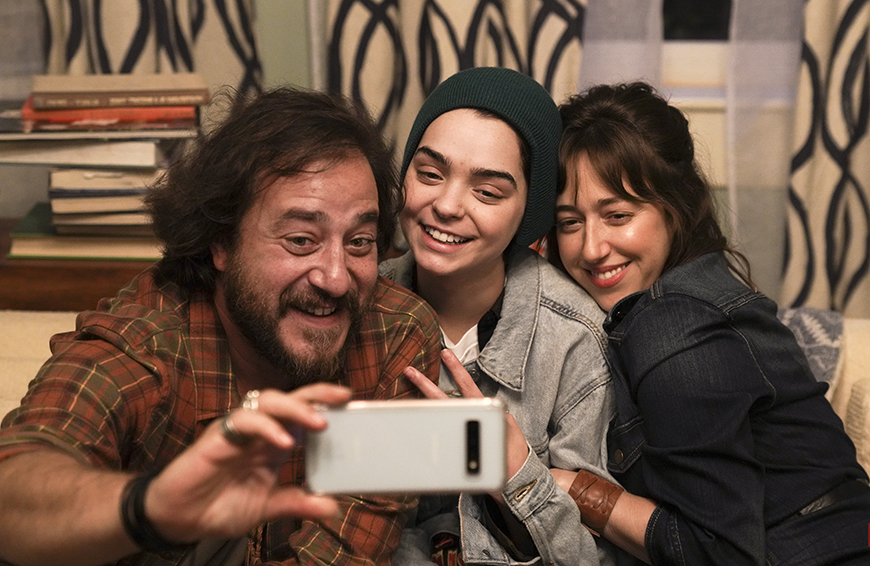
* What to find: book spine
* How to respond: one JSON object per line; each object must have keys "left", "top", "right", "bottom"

{"left": 49, "top": 188, "right": 148, "bottom": 198}
{"left": 31, "top": 91, "right": 209, "bottom": 110}
{"left": 50, "top": 169, "right": 163, "bottom": 191}
{"left": 0, "top": 140, "right": 164, "bottom": 168}
{"left": 23, "top": 103, "right": 197, "bottom": 123}
{"left": 49, "top": 196, "right": 146, "bottom": 214}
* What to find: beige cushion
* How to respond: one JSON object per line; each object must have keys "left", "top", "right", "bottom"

{"left": 0, "top": 310, "right": 78, "bottom": 420}
{"left": 845, "top": 379, "right": 870, "bottom": 472}
{"left": 830, "top": 317, "right": 870, "bottom": 473}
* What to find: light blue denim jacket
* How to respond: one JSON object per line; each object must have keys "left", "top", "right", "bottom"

{"left": 380, "top": 248, "right": 623, "bottom": 566}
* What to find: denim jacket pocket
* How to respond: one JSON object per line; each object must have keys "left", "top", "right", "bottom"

{"left": 607, "top": 413, "right": 645, "bottom": 475}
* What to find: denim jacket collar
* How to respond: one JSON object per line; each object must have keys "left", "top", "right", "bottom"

{"left": 378, "top": 251, "right": 416, "bottom": 290}
{"left": 476, "top": 249, "right": 542, "bottom": 392}
{"left": 379, "top": 250, "right": 542, "bottom": 392}
{"left": 604, "top": 252, "right": 753, "bottom": 334}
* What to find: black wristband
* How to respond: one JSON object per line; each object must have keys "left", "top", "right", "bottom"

{"left": 120, "top": 472, "right": 189, "bottom": 552}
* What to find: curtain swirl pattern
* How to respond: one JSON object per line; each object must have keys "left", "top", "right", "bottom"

{"left": 321, "top": 0, "right": 585, "bottom": 154}
{"left": 41, "top": 0, "right": 263, "bottom": 104}
{"left": 783, "top": 0, "right": 870, "bottom": 316}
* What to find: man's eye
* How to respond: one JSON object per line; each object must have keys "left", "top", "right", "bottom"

{"left": 286, "top": 236, "right": 312, "bottom": 246}
{"left": 348, "top": 238, "right": 376, "bottom": 255}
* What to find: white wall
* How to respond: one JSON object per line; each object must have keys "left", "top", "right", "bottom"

{"left": 0, "top": 1, "right": 48, "bottom": 218}
{"left": 256, "top": 0, "right": 312, "bottom": 88}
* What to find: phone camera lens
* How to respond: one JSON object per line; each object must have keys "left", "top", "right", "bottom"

{"left": 466, "top": 420, "right": 480, "bottom": 475}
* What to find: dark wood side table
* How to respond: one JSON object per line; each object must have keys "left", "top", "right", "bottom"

{"left": 0, "top": 217, "right": 155, "bottom": 311}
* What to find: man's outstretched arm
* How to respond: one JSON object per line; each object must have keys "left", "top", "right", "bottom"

{"left": 0, "top": 383, "right": 351, "bottom": 566}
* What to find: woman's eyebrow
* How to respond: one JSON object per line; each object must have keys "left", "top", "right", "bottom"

{"left": 416, "top": 145, "right": 517, "bottom": 189}
{"left": 470, "top": 167, "right": 517, "bottom": 189}
{"left": 414, "top": 146, "right": 449, "bottom": 166}
{"left": 556, "top": 195, "right": 624, "bottom": 211}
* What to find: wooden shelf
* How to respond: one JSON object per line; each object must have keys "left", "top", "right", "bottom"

{"left": 0, "top": 217, "right": 154, "bottom": 311}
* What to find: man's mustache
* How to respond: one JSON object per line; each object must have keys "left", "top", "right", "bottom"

{"left": 278, "top": 287, "right": 362, "bottom": 318}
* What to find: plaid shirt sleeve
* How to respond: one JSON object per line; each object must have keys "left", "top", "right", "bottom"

{"left": 0, "top": 307, "right": 202, "bottom": 472}
{"left": 262, "top": 278, "right": 441, "bottom": 565}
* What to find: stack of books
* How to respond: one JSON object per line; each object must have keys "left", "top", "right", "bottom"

{"left": 23, "top": 73, "right": 205, "bottom": 128}
{"left": 1, "top": 73, "right": 209, "bottom": 261}
{"left": 0, "top": 73, "right": 207, "bottom": 168}
{"left": 48, "top": 168, "right": 164, "bottom": 236}
{"left": 8, "top": 202, "right": 162, "bottom": 261}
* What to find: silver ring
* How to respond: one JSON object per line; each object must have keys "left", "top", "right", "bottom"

{"left": 241, "top": 389, "right": 260, "bottom": 411}
{"left": 219, "top": 414, "right": 251, "bottom": 446}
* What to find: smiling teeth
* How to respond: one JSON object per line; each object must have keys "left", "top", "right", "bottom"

{"left": 306, "top": 306, "right": 336, "bottom": 317}
{"left": 592, "top": 265, "right": 627, "bottom": 281}
{"left": 426, "top": 227, "right": 470, "bottom": 244}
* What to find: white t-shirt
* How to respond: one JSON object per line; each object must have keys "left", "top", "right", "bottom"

{"left": 441, "top": 324, "right": 480, "bottom": 366}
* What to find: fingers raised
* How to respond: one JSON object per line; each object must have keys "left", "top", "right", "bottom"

{"left": 440, "top": 349, "right": 484, "bottom": 399}
{"left": 402, "top": 365, "right": 448, "bottom": 399}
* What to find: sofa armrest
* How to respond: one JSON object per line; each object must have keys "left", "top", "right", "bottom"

{"left": 829, "top": 317, "right": 870, "bottom": 473}
{"left": 845, "top": 378, "right": 870, "bottom": 473}
{"left": 0, "top": 310, "right": 78, "bottom": 420}
{"left": 828, "top": 318, "right": 870, "bottom": 415}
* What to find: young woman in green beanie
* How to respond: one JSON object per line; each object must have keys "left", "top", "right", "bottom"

{"left": 380, "top": 67, "right": 628, "bottom": 566}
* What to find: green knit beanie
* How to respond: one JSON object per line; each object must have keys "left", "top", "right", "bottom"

{"left": 400, "top": 67, "right": 561, "bottom": 258}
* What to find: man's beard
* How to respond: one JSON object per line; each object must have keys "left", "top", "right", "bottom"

{"left": 222, "top": 257, "right": 370, "bottom": 390}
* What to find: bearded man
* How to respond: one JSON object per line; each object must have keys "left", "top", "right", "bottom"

{"left": 0, "top": 87, "right": 440, "bottom": 566}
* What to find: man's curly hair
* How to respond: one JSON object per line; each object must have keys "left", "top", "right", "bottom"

{"left": 146, "top": 86, "right": 401, "bottom": 292}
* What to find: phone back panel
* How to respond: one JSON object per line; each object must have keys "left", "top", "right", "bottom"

{"left": 305, "top": 398, "right": 506, "bottom": 494}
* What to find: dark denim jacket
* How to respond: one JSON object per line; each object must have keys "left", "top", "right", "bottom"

{"left": 604, "top": 252, "right": 867, "bottom": 565}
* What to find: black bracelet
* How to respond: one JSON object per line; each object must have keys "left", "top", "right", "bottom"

{"left": 120, "top": 472, "right": 190, "bottom": 553}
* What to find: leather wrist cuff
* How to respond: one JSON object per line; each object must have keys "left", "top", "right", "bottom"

{"left": 120, "top": 472, "right": 190, "bottom": 553}
{"left": 567, "top": 469, "right": 624, "bottom": 535}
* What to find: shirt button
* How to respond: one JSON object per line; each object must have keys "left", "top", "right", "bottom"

{"left": 611, "top": 449, "right": 625, "bottom": 465}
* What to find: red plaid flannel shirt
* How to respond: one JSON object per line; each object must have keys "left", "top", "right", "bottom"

{"left": 0, "top": 266, "right": 441, "bottom": 565}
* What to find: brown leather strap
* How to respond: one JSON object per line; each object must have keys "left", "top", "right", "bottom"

{"left": 567, "top": 469, "right": 625, "bottom": 535}
{"left": 797, "top": 479, "right": 870, "bottom": 516}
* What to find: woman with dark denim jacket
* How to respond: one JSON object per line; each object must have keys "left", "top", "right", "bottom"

{"left": 547, "top": 81, "right": 870, "bottom": 565}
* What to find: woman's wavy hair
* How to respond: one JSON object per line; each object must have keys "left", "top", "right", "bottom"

{"left": 550, "top": 81, "right": 753, "bottom": 287}
{"left": 146, "top": 86, "right": 401, "bottom": 292}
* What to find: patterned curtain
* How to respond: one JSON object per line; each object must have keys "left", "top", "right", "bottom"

{"left": 725, "top": 0, "right": 803, "bottom": 299}
{"left": 315, "top": 0, "right": 585, "bottom": 156}
{"left": 576, "top": 0, "right": 662, "bottom": 90}
{"left": 41, "top": 0, "right": 263, "bottom": 116}
{"left": 782, "top": 0, "right": 870, "bottom": 316}
{"left": 317, "top": 0, "right": 830, "bottom": 303}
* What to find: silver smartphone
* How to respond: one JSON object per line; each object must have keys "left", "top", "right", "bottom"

{"left": 305, "top": 397, "right": 507, "bottom": 495}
